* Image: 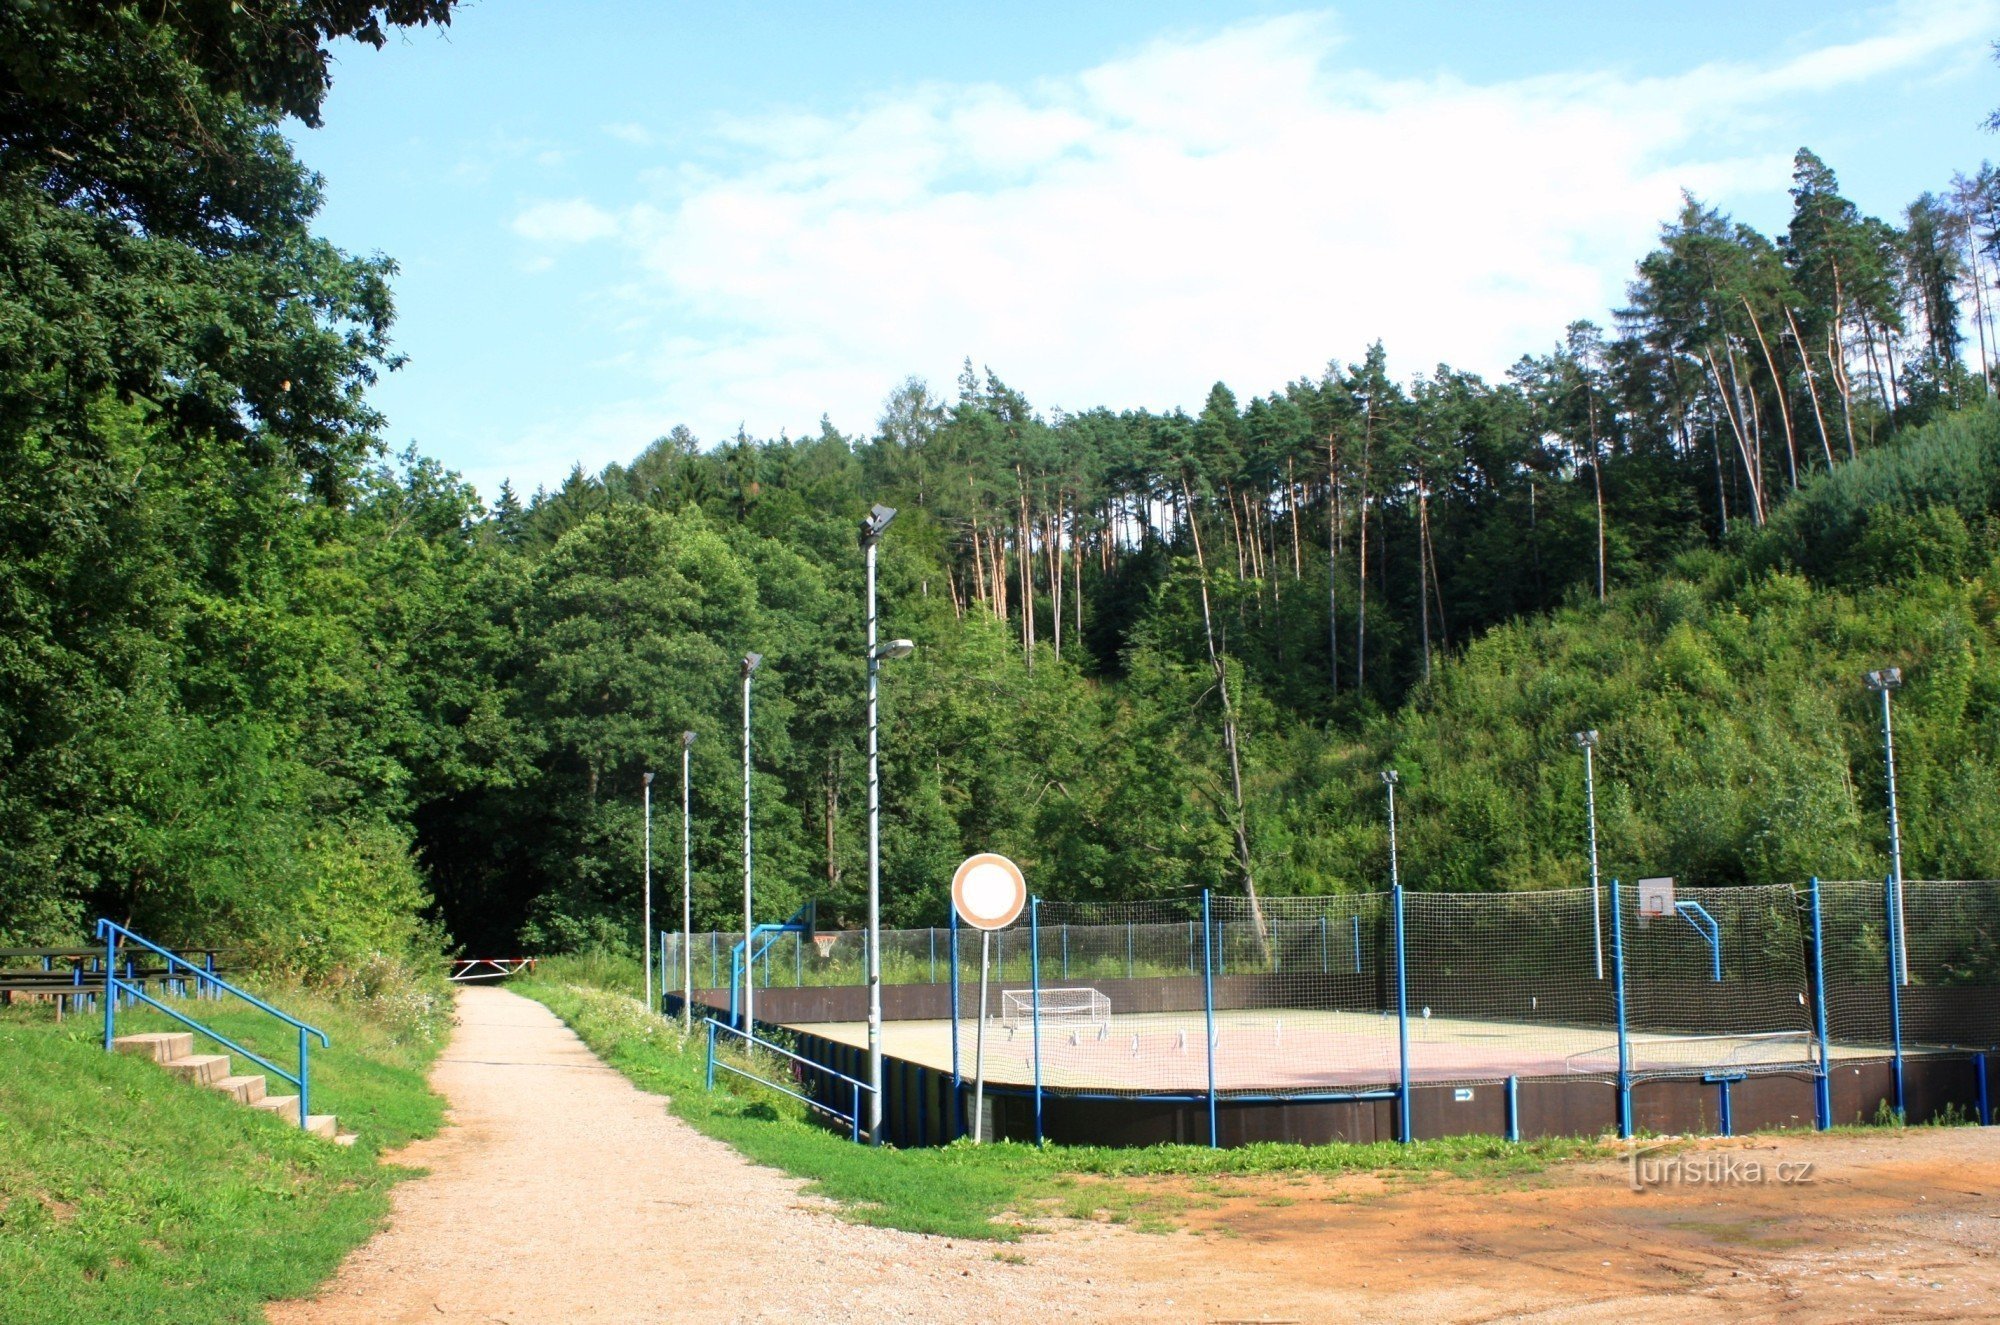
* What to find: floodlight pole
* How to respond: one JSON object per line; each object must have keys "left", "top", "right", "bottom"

{"left": 742, "top": 652, "right": 762, "bottom": 1032}
{"left": 862, "top": 503, "right": 903, "bottom": 1145}
{"left": 681, "top": 730, "right": 696, "bottom": 1032}
{"left": 1576, "top": 731, "right": 1604, "bottom": 980}
{"left": 1382, "top": 769, "right": 1401, "bottom": 889}
{"left": 643, "top": 771, "right": 654, "bottom": 1014}
{"left": 1866, "top": 669, "right": 1908, "bottom": 985}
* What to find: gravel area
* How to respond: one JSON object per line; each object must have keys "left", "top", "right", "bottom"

{"left": 263, "top": 986, "right": 1159, "bottom": 1324}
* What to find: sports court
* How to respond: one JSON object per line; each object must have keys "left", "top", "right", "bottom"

{"left": 793, "top": 1006, "right": 1872, "bottom": 1094}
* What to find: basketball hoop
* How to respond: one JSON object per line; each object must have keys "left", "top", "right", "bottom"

{"left": 1638, "top": 877, "right": 1676, "bottom": 918}
{"left": 812, "top": 933, "right": 838, "bottom": 958}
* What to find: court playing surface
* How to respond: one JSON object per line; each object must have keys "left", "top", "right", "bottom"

{"left": 790, "top": 1008, "right": 1879, "bottom": 1093}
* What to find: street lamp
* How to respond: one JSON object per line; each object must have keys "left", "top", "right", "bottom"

{"left": 862, "top": 503, "right": 914, "bottom": 1145}
{"left": 1574, "top": 730, "right": 1603, "bottom": 980}
{"left": 1865, "top": 667, "right": 1907, "bottom": 985}
{"left": 680, "top": 730, "right": 696, "bottom": 1032}
{"left": 1381, "top": 769, "right": 1401, "bottom": 890}
{"left": 741, "top": 652, "right": 762, "bottom": 1032}
{"left": 642, "top": 771, "right": 655, "bottom": 1014}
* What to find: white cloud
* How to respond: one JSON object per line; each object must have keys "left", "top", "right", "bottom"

{"left": 602, "top": 121, "right": 655, "bottom": 146}
{"left": 506, "top": 0, "right": 2000, "bottom": 453}
{"left": 512, "top": 197, "right": 621, "bottom": 245}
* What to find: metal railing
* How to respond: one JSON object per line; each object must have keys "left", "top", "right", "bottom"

{"left": 96, "top": 920, "right": 329, "bottom": 1130}
{"left": 704, "top": 1017, "right": 875, "bottom": 1142}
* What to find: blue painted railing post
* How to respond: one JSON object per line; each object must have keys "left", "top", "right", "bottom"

{"left": 1202, "top": 890, "right": 1218, "bottom": 1149}
{"left": 1505, "top": 1075, "right": 1520, "bottom": 1142}
{"left": 1612, "top": 879, "right": 1632, "bottom": 1138}
{"left": 1716, "top": 1077, "right": 1733, "bottom": 1137}
{"left": 101, "top": 927, "right": 116, "bottom": 1051}
{"left": 298, "top": 1025, "right": 311, "bottom": 1128}
{"left": 1886, "top": 876, "right": 1906, "bottom": 1119}
{"left": 1029, "top": 898, "right": 1044, "bottom": 1144}
{"left": 949, "top": 910, "right": 963, "bottom": 1139}
{"left": 1977, "top": 1053, "right": 1991, "bottom": 1126}
{"left": 705, "top": 1019, "right": 717, "bottom": 1090}
{"left": 1393, "top": 883, "right": 1411, "bottom": 1143}
{"left": 1808, "top": 878, "right": 1833, "bottom": 1129}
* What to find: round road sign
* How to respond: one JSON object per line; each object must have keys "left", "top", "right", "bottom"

{"left": 951, "top": 853, "right": 1027, "bottom": 931}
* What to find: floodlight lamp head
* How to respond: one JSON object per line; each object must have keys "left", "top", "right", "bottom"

{"left": 681, "top": 730, "right": 697, "bottom": 749}
{"left": 877, "top": 638, "right": 916, "bottom": 661}
{"left": 862, "top": 504, "right": 898, "bottom": 543}
{"left": 1381, "top": 769, "right": 1400, "bottom": 786}
{"left": 1865, "top": 667, "right": 1903, "bottom": 692}
{"left": 1573, "top": 730, "right": 1599, "bottom": 750}
{"left": 643, "top": 771, "right": 654, "bottom": 786}
{"left": 742, "top": 652, "right": 763, "bottom": 677}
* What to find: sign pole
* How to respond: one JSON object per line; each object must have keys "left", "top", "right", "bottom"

{"left": 973, "top": 928, "right": 991, "bottom": 1144}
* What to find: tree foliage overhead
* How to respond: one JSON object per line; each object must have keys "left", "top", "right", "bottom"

{"left": 6, "top": 4, "right": 2000, "bottom": 963}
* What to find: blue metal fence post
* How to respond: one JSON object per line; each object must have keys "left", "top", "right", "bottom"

{"left": 101, "top": 925, "right": 116, "bottom": 1051}
{"left": 1886, "top": 876, "right": 1906, "bottom": 1119}
{"left": 1808, "top": 878, "right": 1833, "bottom": 1129}
{"left": 1506, "top": 1075, "right": 1520, "bottom": 1142}
{"left": 298, "top": 1025, "right": 311, "bottom": 1128}
{"left": 1393, "top": 883, "right": 1411, "bottom": 1143}
{"left": 1976, "top": 1052, "right": 1991, "bottom": 1126}
{"left": 949, "top": 910, "right": 963, "bottom": 1139}
{"left": 1612, "top": 879, "right": 1632, "bottom": 1139}
{"left": 705, "top": 1019, "right": 717, "bottom": 1090}
{"left": 1202, "top": 890, "right": 1218, "bottom": 1149}
{"left": 1029, "top": 898, "right": 1044, "bottom": 1144}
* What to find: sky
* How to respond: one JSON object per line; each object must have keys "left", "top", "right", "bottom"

{"left": 296, "top": 0, "right": 2000, "bottom": 500}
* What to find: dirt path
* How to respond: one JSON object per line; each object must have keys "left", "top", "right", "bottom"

{"left": 270, "top": 988, "right": 2000, "bottom": 1323}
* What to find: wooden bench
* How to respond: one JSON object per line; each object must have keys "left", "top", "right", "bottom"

{"left": 0, "top": 947, "right": 231, "bottom": 1020}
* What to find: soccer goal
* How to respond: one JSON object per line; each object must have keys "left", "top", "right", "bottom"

{"left": 1000, "top": 987, "right": 1112, "bottom": 1033}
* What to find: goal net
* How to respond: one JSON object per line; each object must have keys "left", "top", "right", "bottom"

{"left": 1000, "top": 987, "right": 1111, "bottom": 1032}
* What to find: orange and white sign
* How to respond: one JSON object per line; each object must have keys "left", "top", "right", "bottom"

{"left": 951, "top": 853, "right": 1027, "bottom": 931}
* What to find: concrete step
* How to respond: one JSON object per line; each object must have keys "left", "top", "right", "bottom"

{"left": 304, "top": 1114, "right": 337, "bottom": 1140}
{"left": 113, "top": 1032, "right": 192, "bottom": 1064}
{"left": 209, "top": 1074, "right": 267, "bottom": 1104}
{"left": 252, "top": 1093, "right": 300, "bottom": 1119}
{"left": 163, "top": 1054, "right": 230, "bottom": 1085}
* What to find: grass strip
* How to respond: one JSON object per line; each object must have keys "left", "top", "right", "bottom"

{"left": 519, "top": 963, "right": 1609, "bottom": 1242}
{"left": 0, "top": 987, "right": 447, "bottom": 1324}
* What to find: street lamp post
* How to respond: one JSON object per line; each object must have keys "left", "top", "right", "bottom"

{"left": 1382, "top": 769, "right": 1401, "bottom": 889}
{"left": 861, "top": 503, "right": 915, "bottom": 1145}
{"left": 642, "top": 771, "right": 655, "bottom": 1014}
{"left": 681, "top": 730, "right": 696, "bottom": 1032}
{"left": 741, "top": 652, "right": 762, "bottom": 1032}
{"left": 1866, "top": 668, "right": 1908, "bottom": 985}
{"left": 1574, "top": 730, "right": 1603, "bottom": 980}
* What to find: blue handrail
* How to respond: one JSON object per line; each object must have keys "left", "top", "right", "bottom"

{"left": 95, "top": 919, "right": 330, "bottom": 1130}
{"left": 703, "top": 1018, "right": 874, "bottom": 1142}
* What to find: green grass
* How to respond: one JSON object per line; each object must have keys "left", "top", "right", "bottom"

{"left": 518, "top": 971, "right": 1610, "bottom": 1242}
{"left": 0, "top": 985, "right": 448, "bottom": 1324}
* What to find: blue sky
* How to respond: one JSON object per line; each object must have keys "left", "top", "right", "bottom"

{"left": 296, "top": 1, "right": 2000, "bottom": 500}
